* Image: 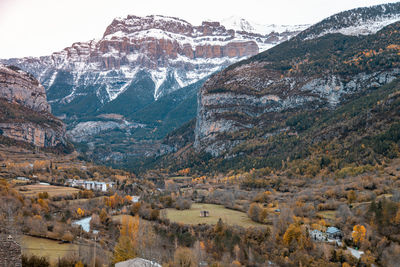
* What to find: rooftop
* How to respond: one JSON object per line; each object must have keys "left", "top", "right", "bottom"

{"left": 326, "top": 227, "right": 341, "bottom": 234}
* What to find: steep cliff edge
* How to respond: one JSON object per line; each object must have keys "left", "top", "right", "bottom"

{"left": 0, "top": 65, "right": 66, "bottom": 148}
{"left": 0, "top": 65, "right": 50, "bottom": 112}
{"left": 0, "top": 15, "right": 306, "bottom": 164}
{"left": 194, "top": 4, "right": 400, "bottom": 157}
{"left": 1, "top": 15, "right": 306, "bottom": 119}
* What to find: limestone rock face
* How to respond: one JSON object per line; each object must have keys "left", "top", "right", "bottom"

{"left": 0, "top": 15, "right": 306, "bottom": 109}
{"left": 193, "top": 4, "right": 400, "bottom": 157}
{"left": 194, "top": 67, "right": 400, "bottom": 156}
{"left": 0, "top": 65, "right": 50, "bottom": 112}
{"left": 0, "top": 65, "right": 66, "bottom": 148}
{"left": 0, "top": 122, "right": 65, "bottom": 147}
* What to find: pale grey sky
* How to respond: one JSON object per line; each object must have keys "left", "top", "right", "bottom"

{"left": 0, "top": 0, "right": 398, "bottom": 58}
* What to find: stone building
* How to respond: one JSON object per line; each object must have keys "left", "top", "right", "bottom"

{"left": 0, "top": 235, "right": 22, "bottom": 267}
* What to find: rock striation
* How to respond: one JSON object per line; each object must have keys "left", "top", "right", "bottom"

{"left": 194, "top": 3, "right": 400, "bottom": 157}
{"left": 0, "top": 65, "right": 66, "bottom": 148}
{"left": 1, "top": 15, "right": 306, "bottom": 116}
{"left": 0, "top": 122, "right": 65, "bottom": 148}
{"left": 195, "top": 66, "right": 400, "bottom": 156}
{"left": 0, "top": 65, "right": 50, "bottom": 112}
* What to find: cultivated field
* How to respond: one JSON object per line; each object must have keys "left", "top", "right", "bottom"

{"left": 16, "top": 184, "right": 80, "bottom": 197}
{"left": 20, "top": 235, "right": 80, "bottom": 264}
{"left": 166, "top": 203, "right": 267, "bottom": 228}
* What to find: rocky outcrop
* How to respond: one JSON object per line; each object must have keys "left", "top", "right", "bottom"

{"left": 0, "top": 15, "right": 306, "bottom": 113}
{"left": 0, "top": 65, "right": 50, "bottom": 112}
{"left": 67, "top": 120, "right": 144, "bottom": 142}
{"left": 0, "top": 122, "right": 65, "bottom": 147}
{"left": 0, "top": 65, "right": 66, "bottom": 148}
{"left": 194, "top": 12, "right": 400, "bottom": 156}
{"left": 194, "top": 67, "right": 400, "bottom": 156}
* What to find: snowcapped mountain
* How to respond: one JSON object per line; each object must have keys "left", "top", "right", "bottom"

{"left": 0, "top": 15, "right": 305, "bottom": 121}
{"left": 221, "top": 16, "right": 309, "bottom": 35}
{"left": 297, "top": 2, "right": 400, "bottom": 40}
{"left": 193, "top": 2, "right": 400, "bottom": 157}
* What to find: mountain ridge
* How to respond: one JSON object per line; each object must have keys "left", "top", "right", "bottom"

{"left": 1, "top": 14, "right": 303, "bottom": 113}
{"left": 133, "top": 2, "right": 400, "bottom": 174}
{"left": 0, "top": 14, "right": 306, "bottom": 164}
{"left": 194, "top": 21, "right": 400, "bottom": 157}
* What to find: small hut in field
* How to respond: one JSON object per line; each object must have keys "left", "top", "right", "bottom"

{"left": 200, "top": 210, "right": 209, "bottom": 217}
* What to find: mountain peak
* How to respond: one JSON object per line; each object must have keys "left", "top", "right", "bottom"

{"left": 221, "top": 16, "right": 310, "bottom": 35}
{"left": 0, "top": 13, "right": 304, "bottom": 123}
{"left": 103, "top": 14, "right": 195, "bottom": 38}
{"left": 297, "top": 1, "right": 400, "bottom": 40}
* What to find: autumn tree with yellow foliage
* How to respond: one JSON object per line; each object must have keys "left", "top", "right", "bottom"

{"left": 283, "top": 223, "right": 309, "bottom": 250}
{"left": 76, "top": 208, "right": 84, "bottom": 217}
{"left": 178, "top": 168, "right": 190, "bottom": 176}
{"left": 113, "top": 215, "right": 140, "bottom": 264}
{"left": 352, "top": 224, "right": 366, "bottom": 247}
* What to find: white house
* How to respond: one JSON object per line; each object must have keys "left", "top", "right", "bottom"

{"left": 310, "top": 229, "right": 324, "bottom": 241}
{"left": 326, "top": 227, "right": 342, "bottom": 239}
{"left": 66, "top": 179, "right": 114, "bottom": 192}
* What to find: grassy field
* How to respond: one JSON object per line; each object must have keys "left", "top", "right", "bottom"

{"left": 20, "top": 235, "right": 80, "bottom": 264}
{"left": 166, "top": 203, "right": 267, "bottom": 228}
{"left": 16, "top": 184, "right": 80, "bottom": 197}
{"left": 317, "top": 210, "right": 336, "bottom": 221}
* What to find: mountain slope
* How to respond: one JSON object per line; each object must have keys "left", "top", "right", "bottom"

{"left": 137, "top": 3, "right": 400, "bottom": 174}
{"left": 151, "top": 71, "right": 400, "bottom": 175}
{"left": 296, "top": 2, "right": 400, "bottom": 40}
{"left": 195, "top": 20, "right": 400, "bottom": 156}
{"left": 221, "top": 16, "right": 309, "bottom": 35}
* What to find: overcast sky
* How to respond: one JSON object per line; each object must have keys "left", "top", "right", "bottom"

{"left": 0, "top": 0, "right": 398, "bottom": 58}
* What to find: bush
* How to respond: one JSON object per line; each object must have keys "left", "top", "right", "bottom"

{"left": 248, "top": 203, "right": 267, "bottom": 223}
{"left": 173, "top": 247, "right": 197, "bottom": 267}
{"left": 22, "top": 255, "right": 50, "bottom": 267}
{"left": 175, "top": 198, "right": 192, "bottom": 210}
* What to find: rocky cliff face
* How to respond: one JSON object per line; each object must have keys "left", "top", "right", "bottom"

{"left": 194, "top": 4, "right": 400, "bottom": 157}
{"left": 0, "top": 65, "right": 66, "bottom": 148}
{"left": 1, "top": 15, "right": 306, "bottom": 118}
{"left": 195, "top": 66, "right": 400, "bottom": 156}
{"left": 0, "top": 65, "right": 50, "bottom": 112}
{"left": 0, "top": 122, "right": 65, "bottom": 148}
{"left": 0, "top": 15, "right": 306, "bottom": 164}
